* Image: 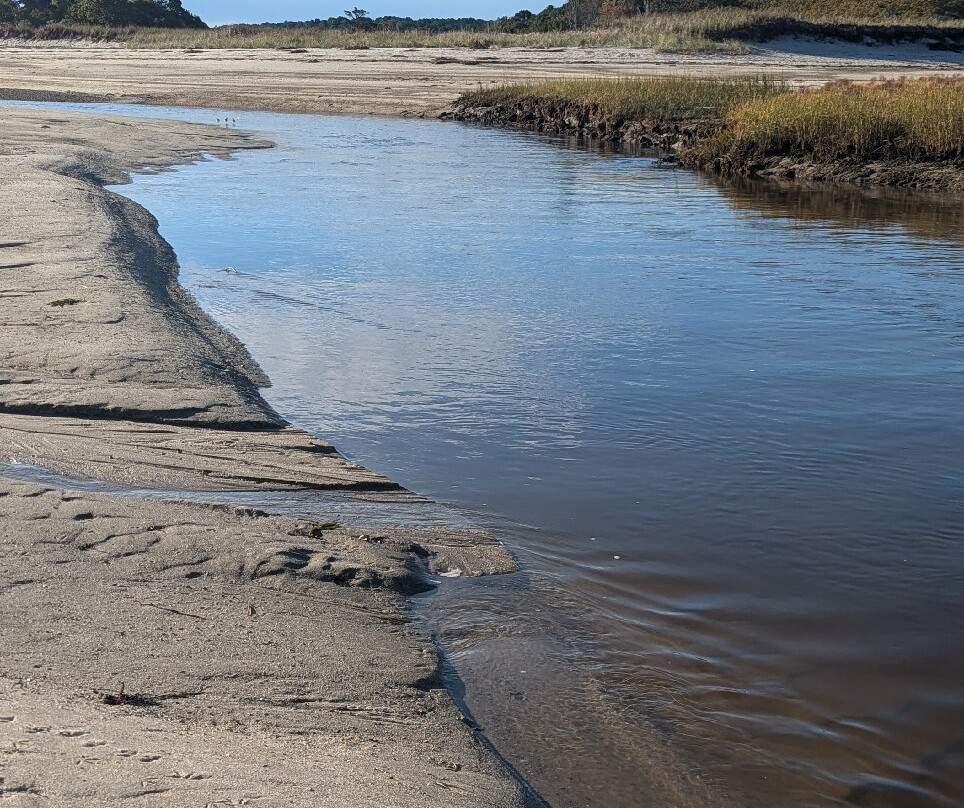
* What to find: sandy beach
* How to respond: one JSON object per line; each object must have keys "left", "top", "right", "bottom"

{"left": 0, "top": 106, "right": 541, "bottom": 807}
{"left": 0, "top": 40, "right": 961, "bottom": 116}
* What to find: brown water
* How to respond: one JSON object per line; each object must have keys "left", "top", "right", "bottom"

{"left": 15, "top": 102, "right": 962, "bottom": 808}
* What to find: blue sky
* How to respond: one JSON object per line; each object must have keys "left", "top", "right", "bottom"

{"left": 183, "top": 2, "right": 554, "bottom": 25}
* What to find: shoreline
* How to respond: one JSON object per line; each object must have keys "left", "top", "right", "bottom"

{"left": 452, "top": 104, "right": 964, "bottom": 191}
{"left": 450, "top": 81, "right": 964, "bottom": 192}
{"left": 0, "top": 106, "right": 545, "bottom": 807}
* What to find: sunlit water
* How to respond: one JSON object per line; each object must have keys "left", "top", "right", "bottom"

{"left": 7, "top": 102, "right": 964, "bottom": 808}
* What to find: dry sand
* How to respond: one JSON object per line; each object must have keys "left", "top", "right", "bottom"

{"left": 0, "top": 40, "right": 961, "bottom": 116}
{"left": 0, "top": 107, "right": 542, "bottom": 807}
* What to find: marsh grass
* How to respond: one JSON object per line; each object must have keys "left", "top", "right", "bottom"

{"left": 125, "top": 8, "right": 963, "bottom": 52}
{"left": 459, "top": 75, "right": 964, "bottom": 170}
{"left": 462, "top": 76, "right": 787, "bottom": 123}
{"left": 696, "top": 78, "right": 964, "bottom": 163}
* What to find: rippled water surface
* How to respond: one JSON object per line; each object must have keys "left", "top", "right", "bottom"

{"left": 14, "top": 102, "right": 964, "bottom": 808}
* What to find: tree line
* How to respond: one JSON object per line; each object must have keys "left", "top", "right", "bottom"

{"left": 0, "top": 0, "right": 205, "bottom": 27}
{"left": 264, "top": 13, "right": 491, "bottom": 33}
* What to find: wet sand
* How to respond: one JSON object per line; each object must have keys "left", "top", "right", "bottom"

{"left": 0, "top": 40, "right": 961, "bottom": 116}
{"left": 0, "top": 107, "right": 541, "bottom": 807}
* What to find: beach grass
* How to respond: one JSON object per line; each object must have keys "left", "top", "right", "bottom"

{"left": 693, "top": 77, "right": 964, "bottom": 164}
{"left": 124, "top": 15, "right": 753, "bottom": 52}
{"left": 123, "top": 8, "right": 963, "bottom": 52}
{"left": 743, "top": 0, "right": 963, "bottom": 18}
{"left": 1, "top": 7, "right": 960, "bottom": 51}
{"left": 0, "top": 21, "right": 134, "bottom": 41}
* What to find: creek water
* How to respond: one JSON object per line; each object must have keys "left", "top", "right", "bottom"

{"left": 10, "top": 102, "right": 964, "bottom": 808}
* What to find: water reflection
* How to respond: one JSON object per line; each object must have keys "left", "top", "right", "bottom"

{"left": 719, "top": 176, "right": 964, "bottom": 245}
{"left": 515, "top": 125, "right": 964, "bottom": 245}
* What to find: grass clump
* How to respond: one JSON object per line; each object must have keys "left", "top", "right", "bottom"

{"left": 694, "top": 78, "right": 964, "bottom": 165}
{"left": 463, "top": 76, "right": 786, "bottom": 123}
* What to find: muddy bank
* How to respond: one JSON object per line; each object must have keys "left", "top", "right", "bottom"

{"left": 697, "top": 152, "right": 964, "bottom": 191}
{"left": 0, "top": 106, "right": 543, "bottom": 807}
{"left": 448, "top": 96, "right": 715, "bottom": 153}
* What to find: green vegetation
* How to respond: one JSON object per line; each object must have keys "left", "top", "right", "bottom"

{"left": 462, "top": 76, "right": 786, "bottom": 124}
{"left": 694, "top": 78, "right": 964, "bottom": 164}
{"left": 0, "top": 0, "right": 202, "bottom": 29}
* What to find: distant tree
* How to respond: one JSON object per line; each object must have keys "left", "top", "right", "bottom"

{"left": 65, "top": 0, "right": 121, "bottom": 25}
{"left": 18, "top": 0, "right": 58, "bottom": 24}
{"left": 64, "top": 0, "right": 204, "bottom": 26}
{"left": 0, "top": 0, "right": 16, "bottom": 21}
{"left": 343, "top": 6, "right": 368, "bottom": 20}
{"left": 598, "top": 0, "right": 635, "bottom": 20}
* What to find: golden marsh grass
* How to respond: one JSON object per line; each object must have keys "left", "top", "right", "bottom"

{"left": 462, "top": 76, "right": 788, "bottom": 123}
{"left": 699, "top": 78, "right": 964, "bottom": 162}
{"left": 459, "top": 76, "right": 964, "bottom": 169}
